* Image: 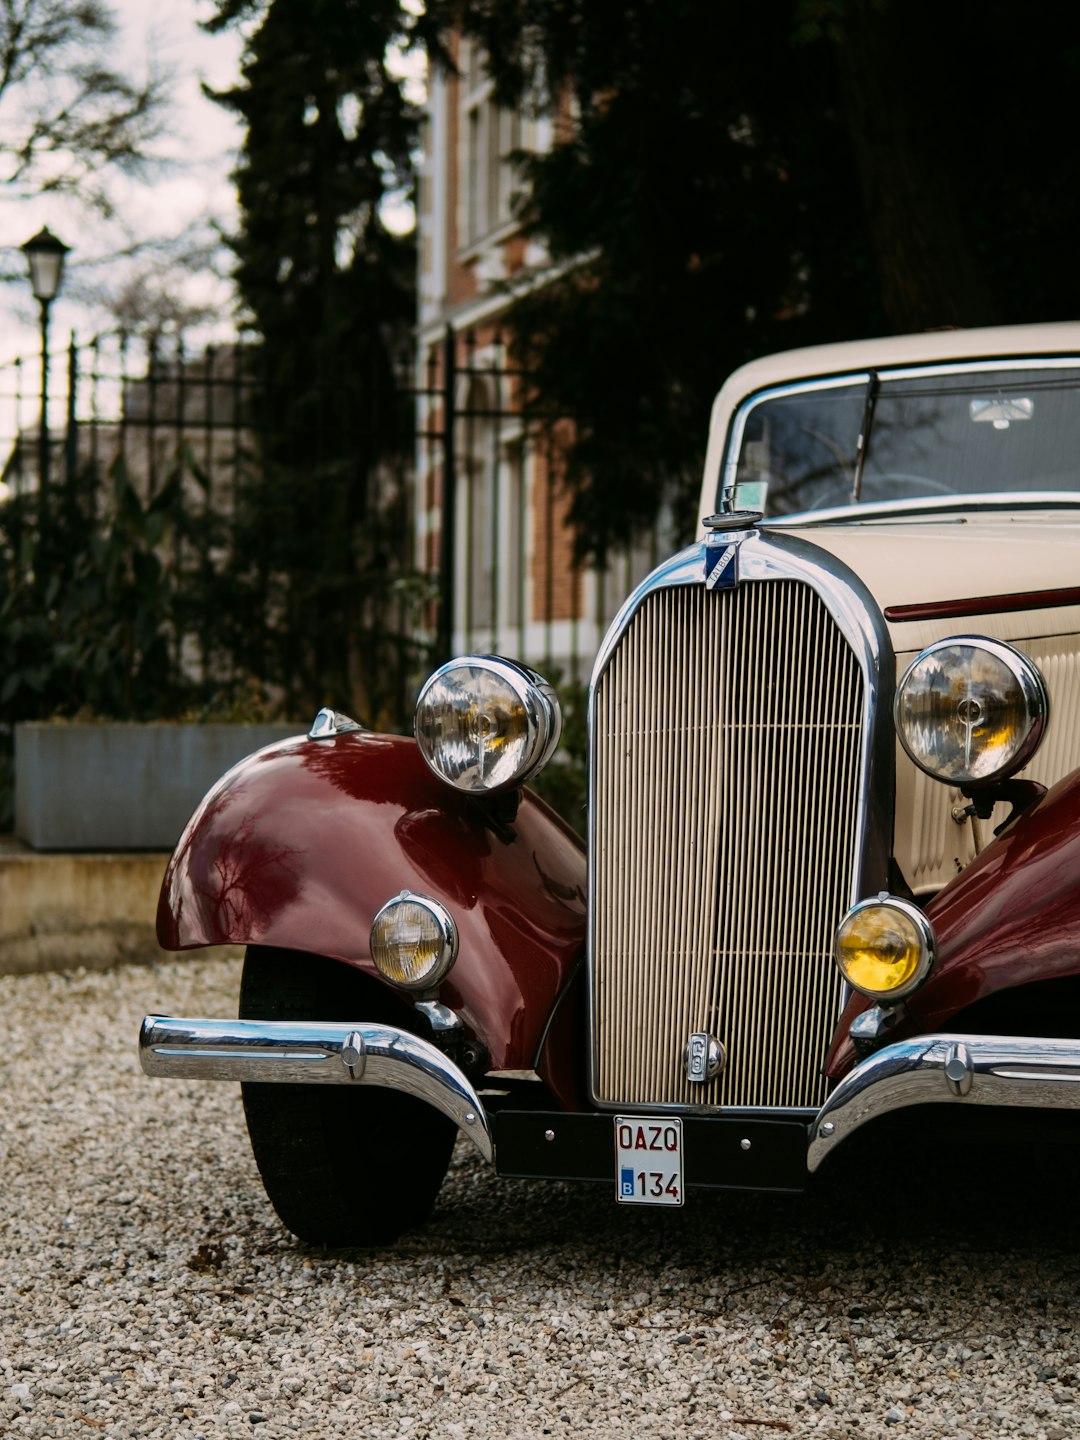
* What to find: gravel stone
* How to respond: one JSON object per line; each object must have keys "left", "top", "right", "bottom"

{"left": 4, "top": 955, "right": 1080, "bottom": 1439}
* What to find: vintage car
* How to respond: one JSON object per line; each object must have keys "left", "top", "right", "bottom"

{"left": 141, "top": 322, "right": 1080, "bottom": 1245}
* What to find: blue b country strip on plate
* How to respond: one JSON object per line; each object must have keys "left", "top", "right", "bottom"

{"left": 705, "top": 542, "right": 738, "bottom": 589}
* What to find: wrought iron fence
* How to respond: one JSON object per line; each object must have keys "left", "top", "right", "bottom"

{"left": 0, "top": 330, "right": 254, "bottom": 525}
{"left": 0, "top": 323, "right": 677, "bottom": 733}
{"left": 413, "top": 325, "right": 675, "bottom": 688}
{"left": 0, "top": 328, "right": 423, "bottom": 730}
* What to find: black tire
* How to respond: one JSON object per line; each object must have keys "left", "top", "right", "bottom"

{"left": 239, "top": 945, "right": 456, "bottom": 1247}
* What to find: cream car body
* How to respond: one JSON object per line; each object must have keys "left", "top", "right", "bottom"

{"left": 697, "top": 323, "right": 1080, "bottom": 894}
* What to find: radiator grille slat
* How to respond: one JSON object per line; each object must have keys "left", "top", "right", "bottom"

{"left": 591, "top": 581, "right": 865, "bottom": 1109}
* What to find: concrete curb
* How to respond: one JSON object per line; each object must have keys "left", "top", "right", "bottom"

{"left": 0, "top": 836, "right": 241, "bottom": 975}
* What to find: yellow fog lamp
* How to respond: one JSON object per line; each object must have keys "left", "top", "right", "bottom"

{"left": 415, "top": 656, "right": 562, "bottom": 794}
{"left": 834, "top": 896, "right": 935, "bottom": 1001}
{"left": 894, "top": 637, "right": 1048, "bottom": 787}
{"left": 370, "top": 892, "right": 458, "bottom": 991}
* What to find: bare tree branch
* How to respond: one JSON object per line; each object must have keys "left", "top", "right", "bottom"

{"left": 0, "top": 0, "right": 169, "bottom": 212}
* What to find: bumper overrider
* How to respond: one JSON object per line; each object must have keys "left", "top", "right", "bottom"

{"left": 139, "top": 1018, "right": 1080, "bottom": 1184}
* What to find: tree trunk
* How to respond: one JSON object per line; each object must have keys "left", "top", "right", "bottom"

{"left": 831, "top": 0, "right": 1002, "bottom": 332}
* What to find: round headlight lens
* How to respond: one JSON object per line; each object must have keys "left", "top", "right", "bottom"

{"left": 415, "top": 656, "right": 562, "bottom": 793}
{"left": 895, "top": 637, "right": 1047, "bottom": 785}
{"left": 834, "top": 896, "right": 934, "bottom": 1000}
{"left": 370, "top": 892, "right": 458, "bottom": 990}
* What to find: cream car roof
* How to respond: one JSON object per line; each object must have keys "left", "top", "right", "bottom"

{"left": 698, "top": 321, "right": 1080, "bottom": 527}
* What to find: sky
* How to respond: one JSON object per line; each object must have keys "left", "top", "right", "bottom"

{"left": 0, "top": 0, "right": 246, "bottom": 362}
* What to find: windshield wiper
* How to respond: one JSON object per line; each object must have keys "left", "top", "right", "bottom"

{"left": 851, "top": 370, "right": 880, "bottom": 503}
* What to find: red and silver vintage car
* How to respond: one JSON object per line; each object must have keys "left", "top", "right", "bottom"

{"left": 141, "top": 322, "right": 1080, "bottom": 1244}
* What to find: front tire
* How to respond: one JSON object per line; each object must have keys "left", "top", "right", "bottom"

{"left": 239, "top": 946, "right": 456, "bottom": 1247}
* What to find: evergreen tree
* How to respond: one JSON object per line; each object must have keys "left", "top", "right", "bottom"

{"left": 207, "top": 0, "right": 421, "bottom": 719}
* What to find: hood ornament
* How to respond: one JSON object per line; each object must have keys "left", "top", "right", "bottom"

{"left": 702, "top": 511, "right": 760, "bottom": 590}
{"left": 703, "top": 510, "right": 762, "bottom": 531}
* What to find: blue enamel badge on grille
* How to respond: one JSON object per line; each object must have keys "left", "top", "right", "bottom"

{"left": 704, "top": 542, "right": 738, "bottom": 590}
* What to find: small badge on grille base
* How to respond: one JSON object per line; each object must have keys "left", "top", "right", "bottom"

{"left": 704, "top": 542, "right": 738, "bottom": 590}
{"left": 685, "top": 1032, "right": 726, "bottom": 1083}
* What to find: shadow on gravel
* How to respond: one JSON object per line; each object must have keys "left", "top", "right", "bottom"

{"left": 395, "top": 1107, "right": 1080, "bottom": 1280}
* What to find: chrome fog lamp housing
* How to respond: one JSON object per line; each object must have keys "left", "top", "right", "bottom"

{"left": 415, "top": 655, "right": 562, "bottom": 793}
{"left": 894, "top": 636, "right": 1048, "bottom": 786}
{"left": 370, "top": 892, "right": 458, "bottom": 991}
{"left": 834, "top": 895, "right": 935, "bottom": 1001}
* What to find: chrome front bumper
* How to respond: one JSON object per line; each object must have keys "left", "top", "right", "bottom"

{"left": 139, "top": 1015, "right": 494, "bottom": 1162}
{"left": 140, "top": 1018, "right": 1080, "bottom": 1179}
{"left": 808, "top": 1033, "right": 1080, "bottom": 1170}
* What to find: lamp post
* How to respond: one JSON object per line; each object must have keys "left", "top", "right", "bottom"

{"left": 21, "top": 225, "right": 70, "bottom": 534}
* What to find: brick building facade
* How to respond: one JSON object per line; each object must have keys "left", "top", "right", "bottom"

{"left": 415, "top": 37, "right": 663, "bottom": 681}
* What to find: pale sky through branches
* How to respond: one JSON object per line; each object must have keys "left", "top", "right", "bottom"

{"left": 0, "top": 0, "right": 427, "bottom": 363}
{"left": 0, "top": 0, "right": 245, "bottom": 360}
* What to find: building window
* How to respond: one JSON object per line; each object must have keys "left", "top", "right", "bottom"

{"left": 458, "top": 377, "right": 528, "bottom": 643}
{"left": 461, "top": 40, "right": 525, "bottom": 247}
{"left": 462, "top": 378, "right": 498, "bottom": 633}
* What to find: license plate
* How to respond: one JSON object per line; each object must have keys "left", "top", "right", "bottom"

{"left": 614, "top": 1116, "right": 684, "bottom": 1206}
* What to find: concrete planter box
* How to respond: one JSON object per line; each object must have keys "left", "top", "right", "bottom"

{"left": 14, "top": 721, "right": 302, "bottom": 851}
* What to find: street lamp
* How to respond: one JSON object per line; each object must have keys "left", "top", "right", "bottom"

{"left": 21, "top": 225, "right": 70, "bottom": 528}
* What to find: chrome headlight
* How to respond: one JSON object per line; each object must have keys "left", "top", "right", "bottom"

{"left": 894, "top": 637, "right": 1048, "bottom": 786}
{"left": 415, "top": 656, "right": 562, "bottom": 793}
{"left": 370, "top": 892, "right": 458, "bottom": 990}
{"left": 834, "top": 895, "right": 935, "bottom": 1001}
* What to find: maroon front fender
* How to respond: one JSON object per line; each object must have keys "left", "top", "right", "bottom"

{"left": 828, "top": 769, "right": 1080, "bottom": 1078}
{"left": 158, "top": 731, "right": 587, "bottom": 1071}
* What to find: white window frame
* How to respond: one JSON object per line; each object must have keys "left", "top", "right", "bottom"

{"left": 458, "top": 39, "right": 530, "bottom": 252}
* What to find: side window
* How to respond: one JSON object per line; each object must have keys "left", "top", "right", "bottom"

{"left": 734, "top": 384, "right": 866, "bottom": 516}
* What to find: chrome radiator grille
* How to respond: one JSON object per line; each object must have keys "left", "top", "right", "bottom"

{"left": 590, "top": 579, "right": 865, "bottom": 1110}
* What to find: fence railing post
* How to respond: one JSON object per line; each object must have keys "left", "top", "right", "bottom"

{"left": 64, "top": 333, "right": 77, "bottom": 499}
{"left": 11, "top": 356, "right": 24, "bottom": 569}
{"left": 436, "top": 323, "right": 457, "bottom": 664}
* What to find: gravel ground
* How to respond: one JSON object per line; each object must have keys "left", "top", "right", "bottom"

{"left": 3, "top": 956, "right": 1080, "bottom": 1440}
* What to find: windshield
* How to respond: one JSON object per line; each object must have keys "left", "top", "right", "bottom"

{"left": 730, "top": 364, "right": 1080, "bottom": 517}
